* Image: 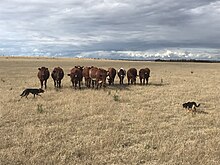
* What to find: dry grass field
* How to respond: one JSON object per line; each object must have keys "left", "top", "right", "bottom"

{"left": 0, "top": 56, "right": 220, "bottom": 165}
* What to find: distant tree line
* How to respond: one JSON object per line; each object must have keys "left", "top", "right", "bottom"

{"left": 154, "top": 59, "right": 220, "bottom": 63}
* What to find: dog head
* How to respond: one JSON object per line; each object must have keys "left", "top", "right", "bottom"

{"left": 39, "top": 88, "right": 45, "bottom": 93}
{"left": 182, "top": 103, "right": 187, "bottom": 108}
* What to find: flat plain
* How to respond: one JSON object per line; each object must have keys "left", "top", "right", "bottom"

{"left": 0, "top": 56, "right": 220, "bottom": 165}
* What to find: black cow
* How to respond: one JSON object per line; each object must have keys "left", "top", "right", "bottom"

{"left": 51, "top": 67, "right": 64, "bottom": 88}
{"left": 117, "top": 68, "right": 126, "bottom": 85}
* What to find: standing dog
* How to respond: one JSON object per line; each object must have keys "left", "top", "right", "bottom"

{"left": 183, "top": 102, "right": 200, "bottom": 113}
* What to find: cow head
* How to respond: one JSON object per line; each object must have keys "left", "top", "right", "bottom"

{"left": 38, "top": 88, "right": 45, "bottom": 93}
{"left": 75, "top": 65, "right": 84, "bottom": 71}
{"left": 39, "top": 67, "right": 48, "bottom": 71}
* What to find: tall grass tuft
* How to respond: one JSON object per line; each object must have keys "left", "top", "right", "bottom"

{"left": 37, "top": 104, "right": 44, "bottom": 113}
{"left": 113, "top": 94, "right": 119, "bottom": 101}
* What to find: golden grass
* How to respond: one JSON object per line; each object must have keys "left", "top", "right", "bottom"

{"left": 0, "top": 56, "right": 220, "bottom": 164}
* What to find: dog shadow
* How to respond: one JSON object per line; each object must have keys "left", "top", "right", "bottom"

{"left": 196, "top": 110, "right": 209, "bottom": 114}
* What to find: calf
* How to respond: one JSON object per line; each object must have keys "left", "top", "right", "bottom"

{"left": 37, "top": 67, "right": 50, "bottom": 89}
{"left": 107, "top": 67, "right": 116, "bottom": 85}
{"left": 51, "top": 67, "right": 64, "bottom": 88}
{"left": 139, "top": 68, "right": 150, "bottom": 85}
{"left": 117, "top": 68, "right": 126, "bottom": 85}
{"left": 127, "top": 68, "right": 137, "bottom": 85}
{"left": 67, "top": 66, "right": 83, "bottom": 89}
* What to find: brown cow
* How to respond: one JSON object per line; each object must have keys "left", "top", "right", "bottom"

{"left": 127, "top": 68, "right": 137, "bottom": 85}
{"left": 51, "top": 67, "right": 64, "bottom": 88}
{"left": 67, "top": 66, "right": 83, "bottom": 89}
{"left": 89, "top": 67, "right": 99, "bottom": 88}
{"left": 117, "top": 68, "right": 126, "bottom": 85}
{"left": 89, "top": 67, "right": 107, "bottom": 89}
{"left": 82, "top": 66, "right": 92, "bottom": 88}
{"left": 107, "top": 67, "right": 116, "bottom": 85}
{"left": 37, "top": 67, "right": 50, "bottom": 89}
{"left": 139, "top": 68, "right": 150, "bottom": 85}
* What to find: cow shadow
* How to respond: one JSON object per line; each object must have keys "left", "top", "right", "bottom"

{"left": 106, "top": 84, "right": 130, "bottom": 91}
{"left": 147, "top": 82, "right": 169, "bottom": 87}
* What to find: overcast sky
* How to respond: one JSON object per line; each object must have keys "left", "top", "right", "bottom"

{"left": 0, "top": 0, "right": 220, "bottom": 57}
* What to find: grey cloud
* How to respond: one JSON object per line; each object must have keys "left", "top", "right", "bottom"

{"left": 0, "top": 0, "right": 220, "bottom": 58}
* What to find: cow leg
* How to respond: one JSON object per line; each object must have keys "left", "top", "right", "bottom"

{"left": 92, "top": 80, "right": 94, "bottom": 88}
{"left": 74, "top": 80, "right": 77, "bottom": 90}
{"left": 128, "top": 78, "right": 130, "bottom": 85}
{"left": 56, "top": 80, "right": 59, "bottom": 88}
{"left": 53, "top": 80, "right": 56, "bottom": 88}
{"left": 79, "top": 80, "right": 81, "bottom": 89}
{"left": 96, "top": 81, "right": 99, "bottom": 89}
{"left": 88, "top": 78, "right": 91, "bottom": 88}
{"left": 71, "top": 80, "right": 74, "bottom": 88}
{"left": 103, "top": 80, "right": 106, "bottom": 88}
{"left": 59, "top": 80, "right": 61, "bottom": 88}
{"left": 143, "top": 78, "right": 145, "bottom": 85}
{"left": 40, "top": 80, "right": 43, "bottom": 89}
{"left": 140, "top": 78, "right": 142, "bottom": 85}
{"left": 85, "top": 77, "right": 87, "bottom": 87}
{"left": 56, "top": 80, "right": 58, "bottom": 88}
{"left": 45, "top": 80, "right": 47, "bottom": 89}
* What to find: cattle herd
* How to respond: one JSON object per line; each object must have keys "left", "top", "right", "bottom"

{"left": 37, "top": 66, "right": 150, "bottom": 89}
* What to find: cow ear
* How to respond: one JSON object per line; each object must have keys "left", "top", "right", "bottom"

{"left": 38, "top": 68, "right": 41, "bottom": 71}
{"left": 75, "top": 66, "right": 78, "bottom": 68}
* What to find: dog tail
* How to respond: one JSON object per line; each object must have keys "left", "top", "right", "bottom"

{"left": 20, "top": 92, "right": 24, "bottom": 96}
{"left": 20, "top": 90, "right": 26, "bottom": 97}
{"left": 196, "top": 103, "right": 200, "bottom": 107}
